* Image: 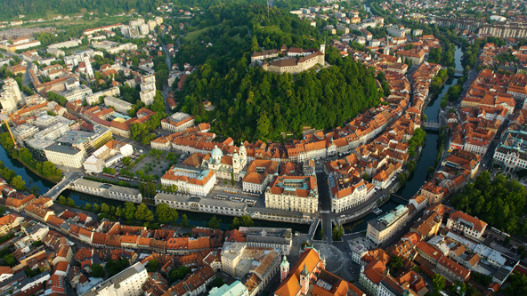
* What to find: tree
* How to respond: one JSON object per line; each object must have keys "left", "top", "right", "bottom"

{"left": 135, "top": 203, "right": 154, "bottom": 222}
{"left": 231, "top": 215, "right": 254, "bottom": 228}
{"left": 180, "top": 214, "right": 189, "bottom": 226}
{"left": 101, "top": 203, "right": 110, "bottom": 214}
{"left": 115, "top": 206, "right": 122, "bottom": 218}
{"left": 504, "top": 272, "right": 527, "bottom": 296}
{"left": 93, "top": 203, "right": 100, "bottom": 213}
{"left": 150, "top": 91, "right": 166, "bottom": 112}
{"left": 84, "top": 204, "right": 92, "bottom": 211}
{"left": 387, "top": 256, "right": 404, "bottom": 275}
{"left": 431, "top": 274, "right": 446, "bottom": 296}
{"left": 169, "top": 266, "right": 190, "bottom": 283}
{"left": 10, "top": 175, "right": 25, "bottom": 191}
{"left": 66, "top": 197, "right": 76, "bottom": 208}
{"left": 155, "top": 203, "right": 178, "bottom": 224}
{"left": 208, "top": 216, "right": 221, "bottom": 228}
{"left": 251, "top": 36, "right": 260, "bottom": 52}
{"left": 57, "top": 195, "right": 67, "bottom": 205}
{"left": 91, "top": 263, "right": 104, "bottom": 278}
{"left": 450, "top": 172, "right": 527, "bottom": 235}
{"left": 3, "top": 254, "right": 17, "bottom": 266}
{"left": 123, "top": 202, "right": 136, "bottom": 221}
{"left": 145, "top": 259, "right": 159, "bottom": 272}
{"left": 105, "top": 258, "right": 130, "bottom": 277}
{"left": 212, "top": 277, "right": 224, "bottom": 288}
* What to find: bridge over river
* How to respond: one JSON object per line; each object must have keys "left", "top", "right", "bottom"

{"left": 42, "top": 172, "right": 81, "bottom": 200}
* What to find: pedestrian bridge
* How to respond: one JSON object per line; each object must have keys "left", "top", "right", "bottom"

{"left": 422, "top": 121, "right": 441, "bottom": 131}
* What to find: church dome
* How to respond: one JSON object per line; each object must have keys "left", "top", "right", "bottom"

{"left": 211, "top": 145, "right": 223, "bottom": 158}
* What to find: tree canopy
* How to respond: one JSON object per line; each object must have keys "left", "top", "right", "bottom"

{"left": 176, "top": 4, "right": 382, "bottom": 141}
{"left": 450, "top": 172, "right": 527, "bottom": 235}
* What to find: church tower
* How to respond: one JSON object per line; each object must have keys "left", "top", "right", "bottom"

{"left": 300, "top": 264, "right": 310, "bottom": 295}
{"left": 280, "top": 255, "right": 289, "bottom": 282}
{"left": 320, "top": 43, "right": 326, "bottom": 54}
{"left": 232, "top": 149, "right": 240, "bottom": 172}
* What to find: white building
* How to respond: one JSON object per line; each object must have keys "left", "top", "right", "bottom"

{"left": 58, "top": 84, "right": 93, "bottom": 102}
{"left": 85, "top": 86, "right": 120, "bottom": 105}
{"left": 140, "top": 74, "right": 156, "bottom": 105}
{"left": 366, "top": 205, "right": 409, "bottom": 245}
{"left": 104, "top": 96, "right": 132, "bottom": 114}
{"left": 329, "top": 175, "right": 375, "bottom": 213}
{"left": 154, "top": 193, "right": 247, "bottom": 217}
{"left": 48, "top": 39, "right": 82, "bottom": 49}
{"left": 493, "top": 129, "right": 527, "bottom": 171}
{"left": 44, "top": 143, "right": 86, "bottom": 168}
{"left": 81, "top": 262, "right": 148, "bottom": 296}
{"left": 264, "top": 176, "right": 318, "bottom": 214}
{"left": 73, "top": 178, "right": 142, "bottom": 203}
{"left": 161, "top": 112, "right": 195, "bottom": 132}
{"left": 161, "top": 167, "right": 216, "bottom": 197}
{"left": 83, "top": 140, "right": 133, "bottom": 174}
{"left": 0, "top": 77, "right": 22, "bottom": 111}
{"left": 446, "top": 211, "right": 488, "bottom": 241}
{"left": 242, "top": 159, "right": 279, "bottom": 194}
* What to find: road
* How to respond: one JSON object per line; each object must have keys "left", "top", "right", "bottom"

{"left": 159, "top": 26, "right": 176, "bottom": 113}
{"left": 43, "top": 171, "right": 81, "bottom": 200}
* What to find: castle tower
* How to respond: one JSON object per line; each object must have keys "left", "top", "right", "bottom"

{"left": 300, "top": 264, "right": 310, "bottom": 295}
{"left": 320, "top": 43, "right": 326, "bottom": 54}
{"left": 280, "top": 256, "right": 290, "bottom": 282}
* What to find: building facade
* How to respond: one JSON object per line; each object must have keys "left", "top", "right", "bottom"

{"left": 265, "top": 176, "right": 319, "bottom": 214}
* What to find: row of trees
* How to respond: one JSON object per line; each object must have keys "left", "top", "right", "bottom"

{"left": 450, "top": 172, "right": 527, "bottom": 235}
{"left": 0, "top": 160, "right": 26, "bottom": 191}
{"left": 407, "top": 128, "right": 427, "bottom": 158}
{"left": 0, "top": 133, "right": 63, "bottom": 182}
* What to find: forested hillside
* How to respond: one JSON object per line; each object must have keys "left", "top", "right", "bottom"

{"left": 176, "top": 4, "right": 382, "bottom": 141}
{"left": 0, "top": 0, "right": 162, "bottom": 19}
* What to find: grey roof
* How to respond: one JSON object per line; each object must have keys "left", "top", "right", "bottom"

{"left": 75, "top": 178, "right": 141, "bottom": 196}
{"left": 45, "top": 143, "right": 82, "bottom": 155}
{"left": 155, "top": 193, "right": 248, "bottom": 210}
{"left": 239, "top": 226, "right": 292, "bottom": 245}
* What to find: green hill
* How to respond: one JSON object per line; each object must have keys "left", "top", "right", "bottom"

{"left": 176, "top": 4, "right": 382, "bottom": 141}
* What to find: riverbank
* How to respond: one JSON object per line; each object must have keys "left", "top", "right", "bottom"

{"left": 0, "top": 133, "right": 63, "bottom": 184}
{"left": 15, "top": 156, "right": 63, "bottom": 184}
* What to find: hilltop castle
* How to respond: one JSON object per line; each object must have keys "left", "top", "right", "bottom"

{"left": 251, "top": 44, "right": 325, "bottom": 74}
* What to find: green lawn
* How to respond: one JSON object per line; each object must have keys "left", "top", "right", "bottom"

{"left": 257, "top": 24, "right": 281, "bottom": 34}
{"left": 184, "top": 26, "right": 214, "bottom": 42}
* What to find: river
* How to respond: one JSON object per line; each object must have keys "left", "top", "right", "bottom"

{"left": 0, "top": 144, "right": 309, "bottom": 232}
{"left": 344, "top": 46, "right": 464, "bottom": 232}
{"left": 0, "top": 47, "right": 463, "bottom": 234}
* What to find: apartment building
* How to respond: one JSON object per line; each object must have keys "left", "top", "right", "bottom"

{"left": 265, "top": 176, "right": 319, "bottom": 214}
{"left": 446, "top": 211, "right": 488, "bottom": 241}
{"left": 44, "top": 143, "right": 86, "bottom": 168}
{"left": 367, "top": 205, "right": 410, "bottom": 245}
{"left": 81, "top": 262, "right": 148, "bottom": 296}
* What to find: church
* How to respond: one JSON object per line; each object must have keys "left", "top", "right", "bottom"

{"left": 181, "top": 144, "right": 248, "bottom": 181}
{"left": 274, "top": 248, "right": 365, "bottom": 296}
